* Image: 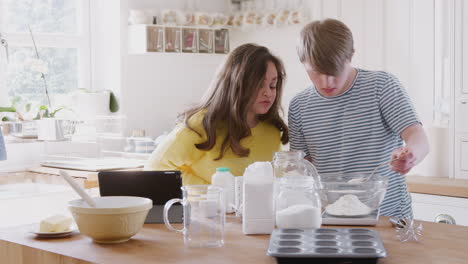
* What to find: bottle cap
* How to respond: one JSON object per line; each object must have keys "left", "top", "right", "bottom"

{"left": 216, "top": 167, "right": 230, "bottom": 172}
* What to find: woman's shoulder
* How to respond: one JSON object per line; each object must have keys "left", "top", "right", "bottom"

{"left": 185, "top": 109, "right": 206, "bottom": 128}
{"left": 175, "top": 109, "right": 208, "bottom": 139}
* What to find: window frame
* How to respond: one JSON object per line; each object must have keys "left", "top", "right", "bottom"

{"left": 0, "top": 0, "right": 92, "bottom": 103}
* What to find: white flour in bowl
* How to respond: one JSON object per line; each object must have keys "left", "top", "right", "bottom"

{"left": 325, "top": 194, "right": 372, "bottom": 216}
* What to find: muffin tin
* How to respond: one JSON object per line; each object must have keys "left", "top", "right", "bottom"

{"left": 267, "top": 228, "right": 387, "bottom": 263}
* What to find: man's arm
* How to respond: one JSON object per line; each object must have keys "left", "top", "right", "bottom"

{"left": 390, "top": 123, "right": 430, "bottom": 174}
{"left": 288, "top": 99, "right": 310, "bottom": 158}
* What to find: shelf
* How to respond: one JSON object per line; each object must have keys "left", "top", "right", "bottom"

{"left": 128, "top": 24, "right": 229, "bottom": 54}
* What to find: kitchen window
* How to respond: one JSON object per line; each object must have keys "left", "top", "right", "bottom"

{"left": 0, "top": 0, "right": 91, "bottom": 107}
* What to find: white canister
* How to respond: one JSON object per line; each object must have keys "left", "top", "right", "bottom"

{"left": 242, "top": 162, "right": 275, "bottom": 235}
{"left": 211, "top": 167, "right": 235, "bottom": 214}
{"left": 37, "top": 118, "right": 65, "bottom": 141}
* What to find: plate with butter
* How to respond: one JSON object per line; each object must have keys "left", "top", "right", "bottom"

{"left": 30, "top": 215, "right": 77, "bottom": 238}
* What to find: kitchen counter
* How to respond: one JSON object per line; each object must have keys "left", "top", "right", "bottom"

{"left": 1, "top": 216, "right": 467, "bottom": 264}
{"left": 0, "top": 169, "right": 97, "bottom": 189}
{"left": 407, "top": 175, "right": 468, "bottom": 198}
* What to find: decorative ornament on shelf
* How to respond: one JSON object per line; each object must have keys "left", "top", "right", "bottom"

{"left": 127, "top": 0, "right": 308, "bottom": 30}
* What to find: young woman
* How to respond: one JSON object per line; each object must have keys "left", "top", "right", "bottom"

{"left": 146, "top": 43, "right": 289, "bottom": 185}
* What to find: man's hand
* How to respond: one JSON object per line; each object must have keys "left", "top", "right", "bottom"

{"left": 390, "top": 124, "right": 430, "bottom": 175}
{"left": 390, "top": 147, "right": 416, "bottom": 174}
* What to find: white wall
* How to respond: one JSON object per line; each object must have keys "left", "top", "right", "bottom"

{"left": 120, "top": 0, "right": 230, "bottom": 137}
{"left": 90, "top": 0, "right": 121, "bottom": 94}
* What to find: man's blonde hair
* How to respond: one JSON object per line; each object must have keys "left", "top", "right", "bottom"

{"left": 297, "top": 18, "right": 354, "bottom": 76}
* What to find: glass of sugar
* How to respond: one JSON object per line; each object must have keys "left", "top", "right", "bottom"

{"left": 275, "top": 176, "right": 322, "bottom": 229}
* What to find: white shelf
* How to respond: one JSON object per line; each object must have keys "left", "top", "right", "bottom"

{"left": 128, "top": 24, "right": 229, "bottom": 54}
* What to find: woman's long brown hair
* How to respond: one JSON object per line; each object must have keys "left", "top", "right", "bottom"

{"left": 181, "top": 43, "right": 289, "bottom": 160}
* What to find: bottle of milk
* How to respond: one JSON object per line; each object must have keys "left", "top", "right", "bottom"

{"left": 211, "top": 167, "right": 235, "bottom": 213}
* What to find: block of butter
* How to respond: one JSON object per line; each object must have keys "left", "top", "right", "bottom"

{"left": 39, "top": 215, "right": 72, "bottom": 233}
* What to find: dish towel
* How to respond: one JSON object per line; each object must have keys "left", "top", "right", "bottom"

{"left": 0, "top": 130, "right": 6, "bottom": 160}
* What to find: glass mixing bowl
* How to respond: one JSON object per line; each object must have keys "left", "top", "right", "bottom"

{"left": 320, "top": 173, "right": 388, "bottom": 217}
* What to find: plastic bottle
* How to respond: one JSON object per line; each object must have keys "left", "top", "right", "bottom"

{"left": 211, "top": 167, "right": 235, "bottom": 213}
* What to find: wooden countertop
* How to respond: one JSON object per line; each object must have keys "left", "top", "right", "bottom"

{"left": 0, "top": 170, "right": 97, "bottom": 189}
{"left": 407, "top": 175, "right": 468, "bottom": 198}
{"left": 1, "top": 216, "right": 468, "bottom": 264}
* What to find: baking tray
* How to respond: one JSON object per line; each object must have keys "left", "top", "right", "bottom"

{"left": 267, "top": 228, "right": 387, "bottom": 263}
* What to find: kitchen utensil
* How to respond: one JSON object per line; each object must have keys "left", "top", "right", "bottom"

{"left": 395, "top": 218, "right": 423, "bottom": 242}
{"left": 164, "top": 185, "right": 225, "bottom": 248}
{"left": 320, "top": 173, "right": 388, "bottom": 220}
{"left": 267, "top": 228, "right": 387, "bottom": 261}
{"left": 389, "top": 217, "right": 407, "bottom": 228}
{"left": 59, "top": 170, "right": 96, "bottom": 208}
{"left": 69, "top": 196, "right": 152, "bottom": 243}
{"left": 347, "top": 158, "right": 399, "bottom": 184}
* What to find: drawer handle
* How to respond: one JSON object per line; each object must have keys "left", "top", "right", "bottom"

{"left": 435, "top": 214, "right": 456, "bottom": 225}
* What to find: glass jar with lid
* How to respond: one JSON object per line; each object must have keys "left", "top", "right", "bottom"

{"left": 272, "top": 151, "right": 321, "bottom": 189}
{"left": 275, "top": 176, "right": 322, "bottom": 229}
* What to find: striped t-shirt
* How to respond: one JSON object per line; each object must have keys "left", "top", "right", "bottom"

{"left": 288, "top": 69, "right": 420, "bottom": 218}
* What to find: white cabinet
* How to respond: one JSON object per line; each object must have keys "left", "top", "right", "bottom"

{"left": 459, "top": 101, "right": 468, "bottom": 132}
{"left": 411, "top": 193, "right": 468, "bottom": 226}
{"left": 454, "top": 0, "right": 468, "bottom": 179}
{"left": 461, "top": 141, "right": 468, "bottom": 171}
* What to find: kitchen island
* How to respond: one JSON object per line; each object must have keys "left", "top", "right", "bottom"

{"left": 0, "top": 216, "right": 467, "bottom": 264}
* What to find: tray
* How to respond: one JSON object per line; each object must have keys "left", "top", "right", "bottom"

{"left": 267, "top": 227, "right": 387, "bottom": 262}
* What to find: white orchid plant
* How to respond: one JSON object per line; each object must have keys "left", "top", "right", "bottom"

{"left": 28, "top": 25, "right": 51, "bottom": 109}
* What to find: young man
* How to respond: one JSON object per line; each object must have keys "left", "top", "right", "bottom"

{"left": 289, "top": 18, "right": 429, "bottom": 218}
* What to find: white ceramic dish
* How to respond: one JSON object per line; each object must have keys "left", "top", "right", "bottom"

{"left": 29, "top": 224, "right": 78, "bottom": 238}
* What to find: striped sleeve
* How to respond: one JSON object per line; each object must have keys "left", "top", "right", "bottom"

{"left": 378, "top": 73, "right": 421, "bottom": 136}
{"left": 288, "top": 96, "right": 310, "bottom": 157}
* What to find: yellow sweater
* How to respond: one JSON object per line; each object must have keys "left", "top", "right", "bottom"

{"left": 145, "top": 111, "right": 282, "bottom": 185}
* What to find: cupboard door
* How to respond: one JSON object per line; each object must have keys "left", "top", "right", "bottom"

{"left": 464, "top": 0, "right": 468, "bottom": 93}
{"left": 461, "top": 141, "right": 468, "bottom": 171}
{"left": 460, "top": 99, "right": 468, "bottom": 132}
{"left": 411, "top": 193, "right": 468, "bottom": 226}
